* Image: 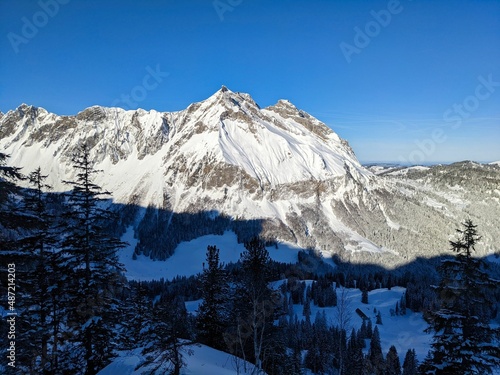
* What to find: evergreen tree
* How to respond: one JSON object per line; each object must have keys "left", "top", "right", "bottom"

{"left": 386, "top": 345, "right": 402, "bottom": 375}
{"left": 345, "top": 328, "right": 364, "bottom": 375}
{"left": 119, "top": 281, "right": 152, "bottom": 350}
{"left": 61, "top": 144, "right": 126, "bottom": 374}
{"left": 228, "top": 237, "right": 277, "bottom": 371}
{"left": 16, "top": 168, "right": 66, "bottom": 374}
{"left": 305, "top": 311, "right": 334, "bottom": 374}
{"left": 369, "top": 326, "right": 385, "bottom": 375}
{"left": 138, "top": 296, "right": 194, "bottom": 375}
{"left": 421, "top": 220, "right": 500, "bottom": 374}
{"left": 302, "top": 296, "right": 311, "bottom": 323}
{"left": 362, "top": 288, "right": 369, "bottom": 304}
{"left": 196, "top": 245, "right": 229, "bottom": 349}
{"left": 0, "top": 152, "right": 25, "bottom": 241}
{"left": 402, "top": 349, "right": 418, "bottom": 375}
{"left": 400, "top": 293, "right": 407, "bottom": 315}
{"left": 366, "top": 319, "right": 373, "bottom": 339}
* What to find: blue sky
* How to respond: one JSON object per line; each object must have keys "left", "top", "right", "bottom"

{"left": 1, "top": 0, "right": 499, "bottom": 163}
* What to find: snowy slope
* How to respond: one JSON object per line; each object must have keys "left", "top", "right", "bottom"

{"left": 119, "top": 229, "right": 307, "bottom": 281}
{"left": 97, "top": 344, "right": 264, "bottom": 375}
{"left": 2, "top": 90, "right": 499, "bottom": 268}
{"left": 0, "top": 88, "right": 387, "bottom": 262}
{"left": 289, "top": 286, "right": 432, "bottom": 365}
{"left": 0, "top": 87, "right": 368, "bottom": 193}
{"left": 99, "top": 287, "right": 433, "bottom": 374}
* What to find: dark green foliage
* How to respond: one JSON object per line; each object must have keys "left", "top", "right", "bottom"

{"left": 61, "top": 144, "right": 127, "bottom": 374}
{"left": 345, "top": 329, "right": 364, "bottom": 375}
{"left": 362, "top": 288, "right": 369, "bottom": 304}
{"left": 422, "top": 220, "right": 500, "bottom": 374}
{"left": 369, "top": 326, "right": 385, "bottom": 375}
{"left": 138, "top": 296, "right": 194, "bottom": 375}
{"left": 15, "top": 168, "right": 66, "bottom": 374}
{"left": 402, "top": 349, "right": 418, "bottom": 375}
{"left": 0, "top": 152, "right": 26, "bottom": 239}
{"left": 311, "top": 277, "right": 337, "bottom": 307}
{"left": 196, "top": 245, "right": 229, "bottom": 349}
{"left": 386, "top": 345, "right": 402, "bottom": 375}
{"left": 226, "top": 237, "right": 279, "bottom": 372}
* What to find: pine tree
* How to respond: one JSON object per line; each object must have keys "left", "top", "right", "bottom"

{"left": 0, "top": 152, "right": 25, "bottom": 241}
{"left": 196, "top": 245, "right": 229, "bottom": 349}
{"left": 421, "top": 220, "right": 500, "bottom": 374}
{"left": 400, "top": 293, "right": 407, "bottom": 315}
{"left": 376, "top": 311, "right": 383, "bottom": 325}
{"left": 119, "top": 281, "right": 152, "bottom": 350}
{"left": 138, "top": 296, "right": 194, "bottom": 375}
{"left": 303, "top": 296, "right": 311, "bottom": 322}
{"left": 366, "top": 318, "right": 373, "bottom": 339}
{"left": 369, "top": 326, "right": 385, "bottom": 375}
{"left": 386, "top": 345, "right": 402, "bottom": 375}
{"left": 402, "top": 349, "right": 418, "bottom": 375}
{"left": 229, "top": 237, "right": 278, "bottom": 371}
{"left": 16, "top": 168, "right": 66, "bottom": 374}
{"left": 61, "top": 144, "right": 126, "bottom": 375}
{"left": 345, "top": 328, "right": 364, "bottom": 375}
{"left": 362, "top": 288, "right": 369, "bottom": 304}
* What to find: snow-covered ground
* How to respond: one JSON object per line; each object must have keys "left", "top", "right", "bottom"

{"left": 97, "top": 344, "right": 261, "bottom": 375}
{"left": 119, "top": 229, "right": 308, "bottom": 281}
{"left": 287, "top": 285, "right": 432, "bottom": 365}
{"left": 100, "top": 286, "right": 433, "bottom": 374}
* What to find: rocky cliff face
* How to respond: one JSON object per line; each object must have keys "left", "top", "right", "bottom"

{"left": 1, "top": 88, "right": 499, "bottom": 265}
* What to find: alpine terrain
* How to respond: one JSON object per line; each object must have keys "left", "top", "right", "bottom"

{"left": 1, "top": 87, "right": 500, "bottom": 375}
{"left": 1, "top": 86, "right": 500, "bottom": 268}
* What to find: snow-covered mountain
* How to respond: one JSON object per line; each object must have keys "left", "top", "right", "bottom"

{"left": 1, "top": 87, "right": 499, "bottom": 268}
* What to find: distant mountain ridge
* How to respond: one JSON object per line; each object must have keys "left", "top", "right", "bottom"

{"left": 1, "top": 88, "right": 499, "bottom": 266}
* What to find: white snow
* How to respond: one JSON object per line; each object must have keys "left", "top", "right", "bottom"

{"left": 97, "top": 344, "right": 263, "bottom": 375}
{"left": 291, "top": 286, "right": 433, "bottom": 365}
{"left": 119, "top": 230, "right": 304, "bottom": 281}
{"left": 99, "top": 287, "right": 433, "bottom": 374}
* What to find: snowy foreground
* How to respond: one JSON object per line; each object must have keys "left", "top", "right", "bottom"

{"left": 97, "top": 344, "right": 261, "bottom": 375}
{"left": 100, "top": 286, "right": 433, "bottom": 374}
{"left": 112, "top": 230, "right": 498, "bottom": 374}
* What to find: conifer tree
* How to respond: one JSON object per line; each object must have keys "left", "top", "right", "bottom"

{"left": 197, "top": 245, "right": 229, "bottom": 349}
{"left": 0, "top": 152, "right": 25, "bottom": 240}
{"left": 119, "top": 281, "right": 152, "bottom": 350}
{"left": 303, "top": 296, "right": 311, "bottom": 322}
{"left": 366, "top": 319, "right": 373, "bottom": 339}
{"left": 362, "top": 288, "right": 369, "bottom": 304}
{"left": 345, "top": 328, "right": 364, "bottom": 375}
{"left": 138, "top": 296, "right": 194, "bottom": 375}
{"left": 61, "top": 144, "right": 126, "bottom": 375}
{"left": 369, "top": 326, "right": 385, "bottom": 375}
{"left": 400, "top": 293, "right": 407, "bottom": 315}
{"left": 386, "top": 345, "right": 402, "bottom": 375}
{"left": 402, "top": 349, "right": 418, "bottom": 375}
{"left": 421, "top": 220, "right": 500, "bottom": 374}
{"left": 16, "top": 168, "right": 66, "bottom": 374}
{"left": 231, "top": 237, "right": 277, "bottom": 371}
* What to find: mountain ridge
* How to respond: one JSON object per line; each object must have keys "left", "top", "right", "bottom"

{"left": 1, "top": 88, "right": 499, "bottom": 266}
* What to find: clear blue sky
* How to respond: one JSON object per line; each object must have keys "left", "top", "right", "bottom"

{"left": 1, "top": 0, "right": 499, "bottom": 163}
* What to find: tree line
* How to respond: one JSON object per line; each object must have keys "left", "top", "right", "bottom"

{"left": 1, "top": 149, "right": 499, "bottom": 374}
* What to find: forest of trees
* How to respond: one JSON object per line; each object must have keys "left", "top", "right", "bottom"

{"left": 1, "top": 149, "right": 500, "bottom": 374}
